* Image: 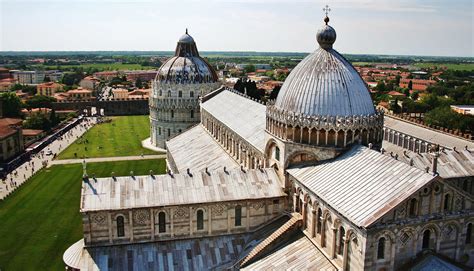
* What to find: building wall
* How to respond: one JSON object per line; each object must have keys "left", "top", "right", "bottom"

{"left": 82, "top": 198, "right": 286, "bottom": 247}
{"left": 149, "top": 81, "right": 220, "bottom": 148}
{"left": 0, "top": 129, "right": 24, "bottom": 162}
{"left": 289, "top": 177, "right": 474, "bottom": 271}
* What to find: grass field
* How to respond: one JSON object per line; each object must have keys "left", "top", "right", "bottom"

{"left": 413, "top": 62, "right": 474, "bottom": 71}
{"left": 0, "top": 159, "right": 166, "bottom": 271}
{"left": 39, "top": 63, "right": 156, "bottom": 71}
{"left": 58, "top": 115, "right": 159, "bottom": 159}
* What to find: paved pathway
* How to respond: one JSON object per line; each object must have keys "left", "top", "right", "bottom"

{"left": 49, "top": 154, "right": 166, "bottom": 166}
{"left": 0, "top": 117, "right": 97, "bottom": 200}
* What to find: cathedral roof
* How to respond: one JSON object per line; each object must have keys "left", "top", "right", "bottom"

{"left": 287, "top": 145, "right": 437, "bottom": 228}
{"left": 81, "top": 168, "right": 284, "bottom": 212}
{"left": 201, "top": 89, "right": 267, "bottom": 152}
{"left": 155, "top": 30, "right": 218, "bottom": 84}
{"left": 274, "top": 16, "right": 375, "bottom": 117}
{"left": 166, "top": 124, "right": 240, "bottom": 173}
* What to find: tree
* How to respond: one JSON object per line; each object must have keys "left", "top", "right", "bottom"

{"left": 25, "top": 95, "right": 57, "bottom": 109}
{"left": 135, "top": 78, "right": 143, "bottom": 89}
{"left": 389, "top": 99, "right": 401, "bottom": 114}
{"left": 49, "top": 108, "right": 59, "bottom": 126}
{"left": 23, "top": 112, "right": 52, "bottom": 130}
{"left": 407, "top": 80, "right": 413, "bottom": 90}
{"left": 269, "top": 85, "right": 281, "bottom": 100}
{"left": 376, "top": 81, "right": 386, "bottom": 92}
{"left": 1, "top": 92, "right": 22, "bottom": 117}
{"left": 411, "top": 91, "right": 420, "bottom": 101}
{"left": 244, "top": 64, "right": 256, "bottom": 73}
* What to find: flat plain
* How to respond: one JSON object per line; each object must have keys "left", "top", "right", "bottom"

{"left": 58, "top": 115, "right": 159, "bottom": 159}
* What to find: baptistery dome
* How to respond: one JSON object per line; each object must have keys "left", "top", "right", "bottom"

{"left": 275, "top": 17, "right": 375, "bottom": 117}
{"left": 156, "top": 30, "right": 218, "bottom": 84}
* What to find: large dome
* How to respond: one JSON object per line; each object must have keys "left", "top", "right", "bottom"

{"left": 156, "top": 30, "right": 218, "bottom": 84}
{"left": 275, "top": 17, "right": 375, "bottom": 117}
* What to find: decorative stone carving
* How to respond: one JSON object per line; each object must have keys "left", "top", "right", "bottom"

{"left": 134, "top": 210, "right": 150, "bottom": 225}
{"left": 92, "top": 213, "right": 106, "bottom": 225}
{"left": 174, "top": 207, "right": 190, "bottom": 219}
{"left": 252, "top": 201, "right": 264, "bottom": 210}
{"left": 399, "top": 232, "right": 411, "bottom": 246}
{"left": 211, "top": 204, "right": 226, "bottom": 218}
{"left": 443, "top": 225, "right": 455, "bottom": 240}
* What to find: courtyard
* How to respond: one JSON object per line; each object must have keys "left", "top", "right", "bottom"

{"left": 0, "top": 159, "right": 166, "bottom": 270}
{"left": 57, "top": 115, "right": 160, "bottom": 159}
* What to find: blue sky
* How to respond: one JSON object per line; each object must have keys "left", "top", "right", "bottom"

{"left": 0, "top": 0, "right": 473, "bottom": 57}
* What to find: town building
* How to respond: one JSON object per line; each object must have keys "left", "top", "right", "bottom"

{"left": 0, "top": 118, "right": 24, "bottom": 162}
{"left": 400, "top": 79, "right": 436, "bottom": 92}
{"left": 36, "top": 82, "right": 64, "bottom": 97}
{"left": 111, "top": 88, "right": 129, "bottom": 99}
{"left": 79, "top": 76, "right": 101, "bottom": 90}
{"left": 148, "top": 30, "right": 220, "bottom": 149}
{"left": 66, "top": 88, "right": 94, "bottom": 101}
{"left": 64, "top": 14, "right": 474, "bottom": 271}
{"left": 124, "top": 70, "right": 158, "bottom": 82}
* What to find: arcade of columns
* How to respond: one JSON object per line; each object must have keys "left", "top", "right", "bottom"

{"left": 201, "top": 110, "right": 266, "bottom": 170}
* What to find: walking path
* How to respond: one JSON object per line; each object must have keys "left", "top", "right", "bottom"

{"left": 48, "top": 154, "right": 166, "bottom": 166}
{"left": 0, "top": 117, "right": 97, "bottom": 200}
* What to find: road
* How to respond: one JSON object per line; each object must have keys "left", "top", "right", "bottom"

{"left": 0, "top": 117, "right": 97, "bottom": 200}
{"left": 48, "top": 154, "right": 166, "bottom": 166}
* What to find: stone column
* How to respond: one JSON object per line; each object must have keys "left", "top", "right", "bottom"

{"left": 129, "top": 210, "right": 134, "bottom": 242}
{"left": 246, "top": 202, "right": 250, "bottom": 231}
{"left": 332, "top": 227, "right": 338, "bottom": 258}
{"left": 150, "top": 209, "right": 155, "bottom": 241}
{"left": 170, "top": 209, "right": 174, "bottom": 237}
{"left": 189, "top": 207, "right": 193, "bottom": 236}
{"left": 208, "top": 207, "right": 212, "bottom": 235}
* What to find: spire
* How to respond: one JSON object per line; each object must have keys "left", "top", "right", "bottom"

{"left": 316, "top": 5, "right": 336, "bottom": 49}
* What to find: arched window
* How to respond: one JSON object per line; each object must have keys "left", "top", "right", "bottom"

{"left": 167, "top": 129, "right": 170, "bottom": 137}
{"left": 167, "top": 90, "right": 171, "bottom": 97}
{"left": 317, "top": 208, "right": 322, "bottom": 234}
{"left": 409, "top": 198, "right": 417, "bottom": 216}
{"left": 171, "top": 110, "right": 174, "bottom": 118}
{"left": 338, "top": 226, "right": 345, "bottom": 255}
{"left": 235, "top": 205, "right": 242, "bottom": 226}
{"left": 377, "top": 237, "right": 385, "bottom": 259}
{"left": 197, "top": 210, "right": 204, "bottom": 230}
{"left": 443, "top": 194, "right": 451, "bottom": 211}
{"left": 466, "top": 223, "right": 472, "bottom": 244}
{"left": 275, "top": 147, "right": 280, "bottom": 161}
{"left": 190, "top": 91, "right": 194, "bottom": 97}
{"left": 190, "top": 110, "right": 194, "bottom": 118}
{"left": 159, "top": 90, "right": 162, "bottom": 96}
{"left": 178, "top": 91, "right": 182, "bottom": 97}
{"left": 158, "top": 127, "right": 161, "bottom": 135}
{"left": 116, "top": 216, "right": 125, "bottom": 237}
{"left": 158, "top": 212, "right": 166, "bottom": 233}
{"left": 422, "top": 229, "right": 431, "bottom": 249}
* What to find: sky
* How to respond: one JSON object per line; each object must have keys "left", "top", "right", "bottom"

{"left": 0, "top": 0, "right": 473, "bottom": 57}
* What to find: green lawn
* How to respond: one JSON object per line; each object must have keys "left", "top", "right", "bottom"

{"left": 0, "top": 159, "right": 166, "bottom": 271}
{"left": 58, "top": 115, "right": 159, "bottom": 159}
{"left": 414, "top": 62, "right": 474, "bottom": 71}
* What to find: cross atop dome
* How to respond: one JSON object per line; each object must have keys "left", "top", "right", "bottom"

{"left": 323, "top": 5, "right": 331, "bottom": 25}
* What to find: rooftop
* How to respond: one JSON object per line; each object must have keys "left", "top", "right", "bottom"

{"left": 287, "top": 145, "right": 436, "bottom": 227}
{"left": 384, "top": 116, "right": 474, "bottom": 150}
{"left": 201, "top": 90, "right": 266, "bottom": 152}
{"left": 166, "top": 124, "right": 240, "bottom": 174}
{"left": 81, "top": 167, "right": 284, "bottom": 212}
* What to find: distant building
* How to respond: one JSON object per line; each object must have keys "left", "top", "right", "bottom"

{"left": 22, "top": 129, "right": 45, "bottom": 146}
{"left": 11, "top": 70, "right": 42, "bottom": 84}
{"left": 0, "top": 118, "right": 24, "bottom": 162}
{"left": 37, "top": 82, "right": 64, "bottom": 97}
{"left": 128, "top": 88, "right": 150, "bottom": 99}
{"left": 66, "top": 87, "right": 94, "bottom": 100}
{"left": 112, "top": 88, "right": 129, "bottom": 99}
{"left": 93, "top": 71, "right": 120, "bottom": 80}
{"left": 79, "top": 76, "right": 101, "bottom": 90}
{"left": 21, "top": 108, "right": 51, "bottom": 117}
{"left": 399, "top": 79, "right": 436, "bottom": 91}
{"left": 451, "top": 105, "right": 474, "bottom": 116}
{"left": 124, "top": 70, "right": 158, "bottom": 82}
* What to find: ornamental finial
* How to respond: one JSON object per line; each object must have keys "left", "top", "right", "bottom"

{"left": 185, "top": 28, "right": 188, "bottom": 34}
{"left": 323, "top": 5, "right": 331, "bottom": 25}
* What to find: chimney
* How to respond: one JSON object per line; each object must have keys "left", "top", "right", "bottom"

{"left": 431, "top": 153, "right": 439, "bottom": 175}
{"left": 368, "top": 143, "right": 373, "bottom": 149}
{"left": 380, "top": 148, "right": 385, "bottom": 154}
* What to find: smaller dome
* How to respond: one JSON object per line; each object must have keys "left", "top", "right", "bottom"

{"left": 316, "top": 17, "right": 336, "bottom": 49}
{"left": 179, "top": 33, "right": 194, "bottom": 44}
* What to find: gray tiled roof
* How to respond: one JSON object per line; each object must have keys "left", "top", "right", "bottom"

{"left": 81, "top": 168, "right": 284, "bottom": 212}
{"left": 287, "top": 145, "right": 436, "bottom": 227}
{"left": 166, "top": 125, "right": 239, "bottom": 174}
{"left": 201, "top": 90, "right": 266, "bottom": 152}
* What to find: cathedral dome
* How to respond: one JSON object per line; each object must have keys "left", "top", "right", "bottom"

{"left": 156, "top": 29, "right": 218, "bottom": 84}
{"left": 274, "top": 17, "right": 375, "bottom": 117}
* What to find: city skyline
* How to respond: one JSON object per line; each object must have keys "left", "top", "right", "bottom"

{"left": 0, "top": 0, "right": 473, "bottom": 57}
